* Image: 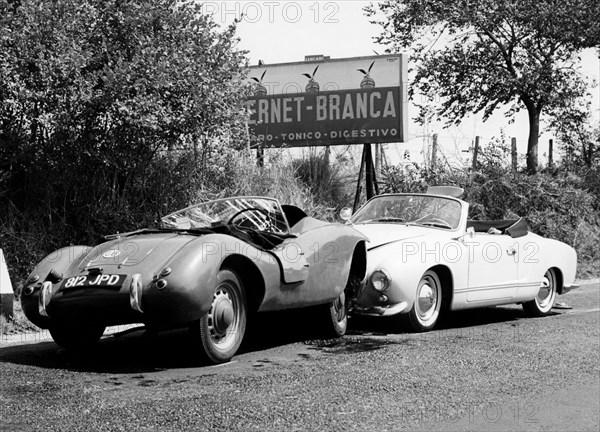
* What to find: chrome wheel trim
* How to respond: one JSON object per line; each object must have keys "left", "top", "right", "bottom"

{"left": 206, "top": 283, "right": 240, "bottom": 352}
{"left": 416, "top": 275, "right": 439, "bottom": 324}
{"left": 536, "top": 271, "right": 556, "bottom": 312}
{"left": 332, "top": 292, "right": 346, "bottom": 324}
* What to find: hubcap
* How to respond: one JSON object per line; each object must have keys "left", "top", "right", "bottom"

{"left": 332, "top": 292, "right": 346, "bottom": 323}
{"left": 537, "top": 274, "right": 553, "bottom": 308}
{"left": 416, "top": 278, "right": 438, "bottom": 321}
{"left": 212, "top": 296, "right": 234, "bottom": 334}
{"left": 207, "top": 287, "right": 237, "bottom": 344}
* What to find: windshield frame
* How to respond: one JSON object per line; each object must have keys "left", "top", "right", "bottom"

{"left": 160, "top": 196, "right": 292, "bottom": 235}
{"left": 350, "top": 193, "right": 466, "bottom": 231}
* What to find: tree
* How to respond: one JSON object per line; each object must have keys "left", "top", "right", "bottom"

{"left": 366, "top": 0, "right": 600, "bottom": 173}
{"left": 0, "top": 0, "right": 251, "bottom": 279}
{"left": 0, "top": 0, "right": 249, "bottom": 237}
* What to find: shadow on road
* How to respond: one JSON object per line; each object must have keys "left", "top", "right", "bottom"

{"left": 0, "top": 308, "right": 345, "bottom": 372}
{"left": 0, "top": 305, "right": 558, "bottom": 372}
{"left": 349, "top": 303, "right": 560, "bottom": 336}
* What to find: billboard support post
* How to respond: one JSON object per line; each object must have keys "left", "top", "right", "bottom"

{"left": 353, "top": 143, "right": 379, "bottom": 213}
{"left": 256, "top": 146, "right": 264, "bottom": 167}
{"left": 365, "top": 143, "right": 379, "bottom": 199}
{"left": 353, "top": 147, "right": 366, "bottom": 213}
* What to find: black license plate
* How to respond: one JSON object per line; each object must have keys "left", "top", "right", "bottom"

{"left": 61, "top": 274, "right": 127, "bottom": 290}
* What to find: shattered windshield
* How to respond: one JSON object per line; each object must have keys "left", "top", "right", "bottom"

{"left": 351, "top": 194, "right": 462, "bottom": 229}
{"left": 161, "top": 197, "right": 290, "bottom": 235}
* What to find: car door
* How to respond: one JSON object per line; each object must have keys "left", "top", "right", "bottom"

{"left": 464, "top": 231, "right": 519, "bottom": 302}
{"left": 271, "top": 237, "right": 310, "bottom": 283}
{"left": 272, "top": 223, "right": 356, "bottom": 303}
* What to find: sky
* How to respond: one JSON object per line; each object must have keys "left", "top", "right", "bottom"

{"left": 202, "top": 1, "right": 600, "bottom": 166}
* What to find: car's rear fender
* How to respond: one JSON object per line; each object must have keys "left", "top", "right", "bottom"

{"left": 21, "top": 245, "right": 92, "bottom": 328}
{"left": 516, "top": 235, "right": 577, "bottom": 295}
{"left": 220, "top": 254, "right": 266, "bottom": 314}
{"left": 142, "top": 234, "right": 277, "bottom": 325}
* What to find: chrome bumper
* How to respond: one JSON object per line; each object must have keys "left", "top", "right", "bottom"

{"left": 352, "top": 301, "right": 409, "bottom": 317}
{"left": 38, "top": 281, "right": 53, "bottom": 317}
{"left": 561, "top": 283, "right": 580, "bottom": 295}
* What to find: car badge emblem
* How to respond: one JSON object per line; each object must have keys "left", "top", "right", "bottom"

{"left": 102, "top": 250, "right": 121, "bottom": 258}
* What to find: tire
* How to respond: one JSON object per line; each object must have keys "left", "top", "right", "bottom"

{"left": 523, "top": 269, "right": 557, "bottom": 317}
{"left": 192, "top": 269, "right": 247, "bottom": 365}
{"left": 49, "top": 323, "right": 106, "bottom": 351}
{"left": 406, "top": 270, "right": 442, "bottom": 332}
{"left": 320, "top": 291, "right": 348, "bottom": 338}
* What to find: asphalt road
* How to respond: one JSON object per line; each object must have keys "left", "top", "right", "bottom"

{"left": 1, "top": 280, "right": 598, "bottom": 432}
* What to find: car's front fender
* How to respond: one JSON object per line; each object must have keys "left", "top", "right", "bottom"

{"left": 356, "top": 236, "right": 466, "bottom": 315}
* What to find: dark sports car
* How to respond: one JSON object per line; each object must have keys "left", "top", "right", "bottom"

{"left": 21, "top": 197, "right": 367, "bottom": 364}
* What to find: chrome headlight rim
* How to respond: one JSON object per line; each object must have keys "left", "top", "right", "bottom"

{"left": 370, "top": 268, "right": 392, "bottom": 292}
{"left": 22, "top": 285, "right": 36, "bottom": 296}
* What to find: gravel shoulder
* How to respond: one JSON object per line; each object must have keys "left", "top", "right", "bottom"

{"left": 0, "top": 279, "right": 598, "bottom": 431}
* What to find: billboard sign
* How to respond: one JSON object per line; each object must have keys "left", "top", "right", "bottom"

{"left": 246, "top": 54, "right": 408, "bottom": 148}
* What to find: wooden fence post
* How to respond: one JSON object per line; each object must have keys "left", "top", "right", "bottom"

{"left": 511, "top": 137, "right": 517, "bottom": 172}
{"left": 431, "top": 134, "right": 438, "bottom": 171}
{"left": 472, "top": 136, "right": 480, "bottom": 171}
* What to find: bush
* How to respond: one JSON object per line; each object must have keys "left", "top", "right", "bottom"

{"left": 0, "top": 149, "right": 335, "bottom": 287}
{"left": 379, "top": 137, "right": 600, "bottom": 277}
{"left": 290, "top": 147, "right": 354, "bottom": 217}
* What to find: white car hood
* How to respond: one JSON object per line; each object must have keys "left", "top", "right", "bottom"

{"left": 350, "top": 223, "right": 436, "bottom": 250}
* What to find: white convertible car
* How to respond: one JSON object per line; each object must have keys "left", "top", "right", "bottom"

{"left": 345, "top": 186, "right": 579, "bottom": 332}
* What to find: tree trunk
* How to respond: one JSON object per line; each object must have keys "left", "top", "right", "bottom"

{"left": 525, "top": 104, "right": 541, "bottom": 174}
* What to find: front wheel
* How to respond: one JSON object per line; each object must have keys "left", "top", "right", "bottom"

{"left": 406, "top": 270, "right": 442, "bottom": 332}
{"left": 319, "top": 292, "right": 348, "bottom": 338}
{"left": 192, "top": 269, "right": 247, "bottom": 365}
{"left": 523, "top": 269, "right": 557, "bottom": 317}
{"left": 49, "top": 322, "right": 106, "bottom": 351}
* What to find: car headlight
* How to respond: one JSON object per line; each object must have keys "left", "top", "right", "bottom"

{"left": 370, "top": 269, "right": 391, "bottom": 292}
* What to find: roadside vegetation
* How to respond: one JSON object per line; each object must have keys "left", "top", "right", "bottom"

{"left": 1, "top": 0, "right": 598, "bottom": 337}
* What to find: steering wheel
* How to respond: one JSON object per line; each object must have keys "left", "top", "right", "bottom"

{"left": 423, "top": 217, "right": 452, "bottom": 228}
{"left": 416, "top": 214, "right": 452, "bottom": 229}
{"left": 227, "top": 207, "right": 271, "bottom": 230}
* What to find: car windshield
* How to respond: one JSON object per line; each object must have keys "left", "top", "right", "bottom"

{"left": 160, "top": 197, "right": 290, "bottom": 235}
{"left": 351, "top": 194, "right": 462, "bottom": 229}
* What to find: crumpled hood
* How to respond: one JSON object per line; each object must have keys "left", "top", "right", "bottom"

{"left": 350, "top": 223, "right": 436, "bottom": 250}
{"left": 79, "top": 233, "right": 196, "bottom": 270}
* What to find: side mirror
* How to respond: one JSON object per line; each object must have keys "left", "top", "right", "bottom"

{"left": 339, "top": 207, "right": 352, "bottom": 222}
{"left": 467, "top": 226, "right": 475, "bottom": 238}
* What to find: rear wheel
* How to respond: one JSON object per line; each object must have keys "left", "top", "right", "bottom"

{"left": 406, "top": 270, "right": 442, "bottom": 332}
{"left": 49, "top": 323, "right": 106, "bottom": 351}
{"left": 192, "top": 269, "right": 247, "bottom": 364}
{"left": 523, "top": 269, "right": 557, "bottom": 317}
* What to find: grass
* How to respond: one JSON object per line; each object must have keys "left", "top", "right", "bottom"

{"left": 0, "top": 297, "right": 39, "bottom": 335}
